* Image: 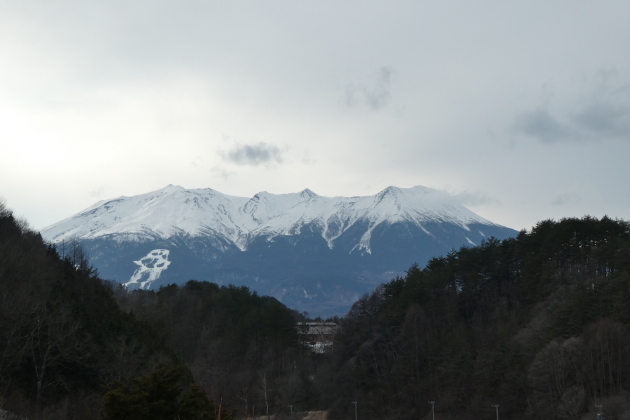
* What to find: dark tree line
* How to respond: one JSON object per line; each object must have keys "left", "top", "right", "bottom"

{"left": 319, "top": 216, "right": 630, "bottom": 420}
{"left": 0, "top": 200, "right": 194, "bottom": 419}
{"left": 0, "top": 200, "right": 320, "bottom": 419}
{"left": 112, "top": 280, "right": 322, "bottom": 418}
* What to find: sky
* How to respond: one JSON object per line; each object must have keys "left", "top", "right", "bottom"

{"left": 1, "top": 0, "right": 629, "bottom": 231}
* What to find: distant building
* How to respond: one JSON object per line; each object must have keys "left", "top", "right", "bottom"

{"left": 297, "top": 322, "right": 339, "bottom": 353}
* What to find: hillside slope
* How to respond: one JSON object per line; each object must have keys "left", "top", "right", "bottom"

{"left": 322, "top": 216, "right": 630, "bottom": 420}
{"left": 0, "top": 200, "right": 316, "bottom": 419}
{"left": 0, "top": 201, "right": 178, "bottom": 418}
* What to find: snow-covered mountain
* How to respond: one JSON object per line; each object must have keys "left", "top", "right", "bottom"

{"left": 43, "top": 184, "right": 497, "bottom": 250}
{"left": 41, "top": 185, "right": 517, "bottom": 316}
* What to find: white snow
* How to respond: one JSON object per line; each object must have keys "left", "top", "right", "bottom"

{"left": 125, "top": 249, "right": 171, "bottom": 289}
{"left": 41, "top": 184, "right": 500, "bottom": 254}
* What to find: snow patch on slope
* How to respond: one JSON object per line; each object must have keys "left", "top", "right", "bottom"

{"left": 125, "top": 249, "right": 171, "bottom": 290}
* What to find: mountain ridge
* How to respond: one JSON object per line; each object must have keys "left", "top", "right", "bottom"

{"left": 40, "top": 184, "right": 517, "bottom": 316}
{"left": 42, "top": 184, "right": 502, "bottom": 251}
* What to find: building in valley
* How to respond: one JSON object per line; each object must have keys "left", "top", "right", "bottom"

{"left": 297, "top": 322, "right": 339, "bottom": 353}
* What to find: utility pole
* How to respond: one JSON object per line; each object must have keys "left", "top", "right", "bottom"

{"left": 595, "top": 404, "right": 604, "bottom": 420}
{"left": 351, "top": 401, "right": 357, "bottom": 420}
{"left": 289, "top": 405, "right": 293, "bottom": 420}
{"left": 492, "top": 405, "right": 499, "bottom": 420}
{"left": 428, "top": 401, "right": 435, "bottom": 420}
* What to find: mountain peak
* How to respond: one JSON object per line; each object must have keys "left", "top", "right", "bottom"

{"left": 380, "top": 186, "right": 401, "bottom": 194}
{"left": 375, "top": 186, "right": 403, "bottom": 203}
{"left": 160, "top": 184, "right": 185, "bottom": 192}
{"left": 300, "top": 188, "right": 318, "bottom": 199}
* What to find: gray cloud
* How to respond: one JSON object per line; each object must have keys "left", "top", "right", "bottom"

{"left": 425, "top": 188, "right": 500, "bottom": 207}
{"left": 572, "top": 102, "right": 630, "bottom": 137}
{"left": 551, "top": 192, "right": 580, "bottom": 206}
{"left": 89, "top": 186, "right": 106, "bottom": 198}
{"left": 513, "top": 76, "right": 630, "bottom": 143}
{"left": 513, "top": 108, "right": 571, "bottom": 143}
{"left": 447, "top": 190, "right": 501, "bottom": 207}
{"left": 211, "top": 166, "right": 237, "bottom": 180}
{"left": 345, "top": 67, "right": 394, "bottom": 111}
{"left": 365, "top": 67, "right": 393, "bottom": 110}
{"left": 220, "top": 142, "right": 285, "bottom": 166}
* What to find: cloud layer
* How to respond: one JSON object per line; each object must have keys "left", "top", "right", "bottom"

{"left": 220, "top": 143, "right": 285, "bottom": 166}
{"left": 345, "top": 67, "right": 394, "bottom": 110}
{"left": 513, "top": 75, "right": 630, "bottom": 143}
{"left": 1, "top": 1, "right": 630, "bottom": 232}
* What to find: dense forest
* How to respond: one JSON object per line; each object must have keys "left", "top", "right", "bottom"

{"left": 322, "top": 216, "right": 630, "bottom": 420}
{"left": 2, "top": 197, "right": 630, "bottom": 419}
{"left": 0, "top": 201, "right": 320, "bottom": 419}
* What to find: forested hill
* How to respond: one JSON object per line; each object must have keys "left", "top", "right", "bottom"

{"left": 322, "top": 217, "right": 630, "bottom": 420}
{"left": 0, "top": 201, "right": 315, "bottom": 420}
{"left": 0, "top": 201, "right": 180, "bottom": 418}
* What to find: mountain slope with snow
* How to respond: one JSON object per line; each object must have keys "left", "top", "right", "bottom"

{"left": 41, "top": 185, "right": 517, "bottom": 316}
{"left": 43, "top": 185, "right": 497, "bottom": 251}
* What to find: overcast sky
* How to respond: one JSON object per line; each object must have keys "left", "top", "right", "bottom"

{"left": 1, "top": 0, "right": 629, "bottom": 231}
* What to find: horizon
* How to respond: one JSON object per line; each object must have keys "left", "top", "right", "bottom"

{"left": 6, "top": 182, "right": 629, "bottom": 233}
